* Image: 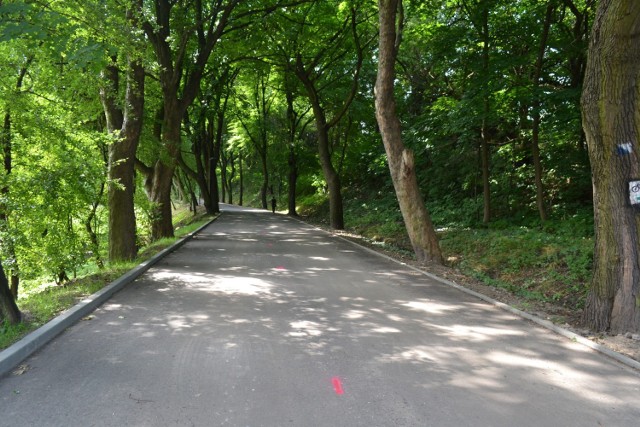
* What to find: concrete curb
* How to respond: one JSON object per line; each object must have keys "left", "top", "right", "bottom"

{"left": 293, "top": 218, "right": 640, "bottom": 372}
{"left": 0, "top": 217, "right": 217, "bottom": 378}
{"left": 339, "top": 235, "right": 640, "bottom": 372}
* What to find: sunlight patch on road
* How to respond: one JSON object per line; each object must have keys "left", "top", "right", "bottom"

{"left": 433, "top": 324, "right": 525, "bottom": 342}
{"left": 485, "top": 350, "right": 623, "bottom": 406}
{"left": 149, "top": 270, "right": 274, "bottom": 296}
{"left": 400, "top": 299, "right": 460, "bottom": 315}
{"left": 344, "top": 309, "right": 367, "bottom": 319}
{"left": 289, "top": 320, "right": 324, "bottom": 337}
{"left": 379, "top": 346, "right": 436, "bottom": 363}
{"left": 165, "top": 313, "right": 210, "bottom": 331}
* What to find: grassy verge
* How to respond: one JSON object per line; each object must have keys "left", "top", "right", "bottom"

{"left": 299, "top": 193, "right": 594, "bottom": 311}
{"left": 0, "top": 207, "right": 215, "bottom": 350}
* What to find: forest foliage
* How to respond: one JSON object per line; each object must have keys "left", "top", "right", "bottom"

{"left": 0, "top": 0, "right": 598, "bottom": 329}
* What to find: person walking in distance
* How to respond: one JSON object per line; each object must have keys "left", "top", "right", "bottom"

{"left": 271, "top": 195, "right": 277, "bottom": 213}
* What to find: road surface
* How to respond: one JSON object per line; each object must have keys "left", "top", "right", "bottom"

{"left": 1, "top": 205, "right": 639, "bottom": 426}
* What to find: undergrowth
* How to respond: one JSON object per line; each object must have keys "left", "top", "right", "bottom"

{"left": 301, "top": 193, "right": 594, "bottom": 311}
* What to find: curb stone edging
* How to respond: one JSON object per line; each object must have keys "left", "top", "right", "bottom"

{"left": 0, "top": 217, "right": 217, "bottom": 379}
{"left": 292, "top": 217, "right": 640, "bottom": 372}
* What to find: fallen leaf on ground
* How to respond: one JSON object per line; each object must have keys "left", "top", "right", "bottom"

{"left": 12, "top": 364, "right": 30, "bottom": 376}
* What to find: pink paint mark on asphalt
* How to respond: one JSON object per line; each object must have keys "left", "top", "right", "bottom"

{"left": 275, "top": 266, "right": 286, "bottom": 270}
{"left": 331, "top": 377, "right": 344, "bottom": 395}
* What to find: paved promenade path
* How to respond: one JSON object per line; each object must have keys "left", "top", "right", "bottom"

{"left": 1, "top": 205, "right": 639, "bottom": 426}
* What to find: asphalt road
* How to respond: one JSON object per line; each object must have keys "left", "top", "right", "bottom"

{"left": 1, "top": 204, "right": 639, "bottom": 426}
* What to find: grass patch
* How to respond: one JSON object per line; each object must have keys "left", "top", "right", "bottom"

{"left": 1, "top": 207, "right": 215, "bottom": 350}
{"left": 439, "top": 222, "right": 593, "bottom": 307}
{"left": 300, "top": 192, "right": 593, "bottom": 310}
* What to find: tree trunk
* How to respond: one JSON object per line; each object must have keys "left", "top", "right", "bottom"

{"left": 85, "top": 180, "right": 105, "bottom": 269}
{"left": 480, "top": 2, "right": 491, "bottom": 225}
{"left": 261, "top": 156, "right": 269, "bottom": 210}
{"left": 227, "top": 152, "right": 235, "bottom": 205}
{"left": 103, "top": 59, "right": 145, "bottom": 261}
{"left": 319, "top": 124, "right": 344, "bottom": 229}
{"left": 285, "top": 82, "right": 299, "bottom": 216}
{"left": 2, "top": 110, "right": 20, "bottom": 300}
{"left": 220, "top": 150, "right": 227, "bottom": 204}
{"left": 210, "top": 112, "right": 222, "bottom": 211}
{"left": 531, "top": 2, "right": 554, "bottom": 222}
{"left": 150, "top": 160, "right": 176, "bottom": 240}
{"left": 581, "top": 0, "right": 640, "bottom": 334}
{"left": 375, "top": 0, "right": 443, "bottom": 264}
{"left": 239, "top": 154, "right": 244, "bottom": 206}
{"left": 0, "top": 259, "right": 20, "bottom": 325}
{"left": 296, "top": 69, "right": 345, "bottom": 229}
{"left": 288, "top": 145, "right": 298, "bottom": 216}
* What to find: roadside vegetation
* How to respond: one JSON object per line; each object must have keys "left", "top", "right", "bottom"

{"left": 0, "top": 206, "right": 214, "bottom": 350}
{"left": 298, "top": 192, "right": 593, "bottom": 315}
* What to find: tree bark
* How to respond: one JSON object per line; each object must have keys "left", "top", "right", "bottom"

{"left": 102, "top": 58, "right": 145, "bottom": 261}
{"left": 375, "top": 0, "right": 443, "bottom": 264}
{"left": 0, "top": 259, "right": 20, "bottom": 325}
{"left": 581, "top": 0, "right": 640, "bottom": 333}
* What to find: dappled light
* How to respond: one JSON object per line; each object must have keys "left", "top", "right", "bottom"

{"left": 3, "top": 207, "right": 639, "bottom": 427}
{"left": 400, "top": 299, "right": 461, "bottom": 315}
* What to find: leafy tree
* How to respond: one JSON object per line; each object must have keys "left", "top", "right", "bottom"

{"left": 375, "top": 0, "right": 443, "bottom": 264}
{"left": 95, "top": 0, "right": 146, "bottom": 262}
{"left": 179, "top": 63, "right": 238, "bottom": 214}
{"left": 264, "top": 0, "right": 373, "bottom": 229}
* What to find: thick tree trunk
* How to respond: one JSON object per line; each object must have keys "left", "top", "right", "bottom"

{"left": 104, "top": 60, "right": 145, "bottom": 261}
{"left": 581, "top": 0, "right": 640, "bottom": 333}
{"left": 318, "top": 126, "right": 344, "bottom": 230}
{"left": 150, "top": 159, "right": 176, "bottom": 241}
{"left": 0, "top": 259, "right": 20, "bottom": 325}
{"left": 375, "top": 0, "right": 443, "bottom": 264}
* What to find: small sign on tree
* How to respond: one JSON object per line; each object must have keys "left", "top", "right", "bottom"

{"left": 629, "top": 180, "right": 640, "bottom": 207}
